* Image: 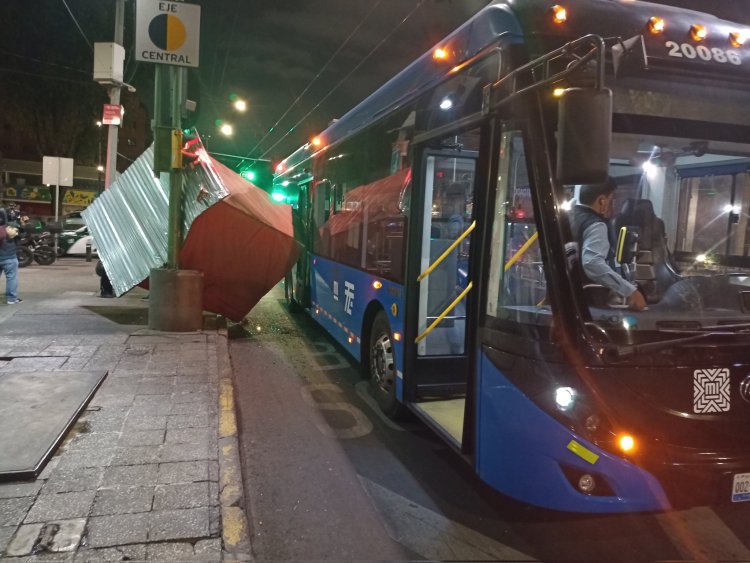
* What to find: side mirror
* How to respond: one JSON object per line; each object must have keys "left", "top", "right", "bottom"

{"left": 556, "top": 87, "right": 612, "bottom": 185}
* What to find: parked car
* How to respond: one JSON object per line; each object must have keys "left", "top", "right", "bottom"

{"left": 59, "top": 226, "right": 97, "bottom": 256}
{"left": 62, "top": 212, "right": 86, "bottom": 230}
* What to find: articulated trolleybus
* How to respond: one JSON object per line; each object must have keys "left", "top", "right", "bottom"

{"left": 275, "top": 0, "right": 750, "bottom": 512}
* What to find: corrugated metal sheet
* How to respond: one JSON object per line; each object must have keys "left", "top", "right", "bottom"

{"left": 83, "top": 144, "right": 229, "bottom": 296}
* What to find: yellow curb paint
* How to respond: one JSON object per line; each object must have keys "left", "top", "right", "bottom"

{"left": 567, "top": 440, "right": 599, "bottom": 465}
{"left": 220, "top": 409, "right": 237, "bottom": 437}
{"left": 220, "top": 383, "right": 235, "bottom": 411}
{"left": 222, "top": 506, "right": 248, "bottom": 547}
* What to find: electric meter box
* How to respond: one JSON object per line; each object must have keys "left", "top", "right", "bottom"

{"left": 93, "top": 42, "right": 125, "bottom": 84}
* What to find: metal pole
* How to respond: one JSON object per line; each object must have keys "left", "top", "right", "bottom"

{"left": 167, "top": 66, "right": 184, "bottom": 269}
{"left": 54, "top": 183, "right": 59, "bottom": 257}
{"left": 104, "top": 0, "right": 126, "bottom": 188}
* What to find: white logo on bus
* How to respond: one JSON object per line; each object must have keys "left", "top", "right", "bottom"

{"left": 344, "top": 281, "right": 355, "bottom": 315}
{"left": 693, "top": 368, "right": 730, "bottom": 413}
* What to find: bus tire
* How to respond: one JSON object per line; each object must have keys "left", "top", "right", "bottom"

{"left": 368, "top": 311, "right": 407, "bottom": 419}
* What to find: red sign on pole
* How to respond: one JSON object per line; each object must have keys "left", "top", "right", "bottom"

{"left": 102, "top": 104, "right": 122, "bottom": 125}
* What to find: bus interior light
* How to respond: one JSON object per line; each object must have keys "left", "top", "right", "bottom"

{"left": 691, "top": 24, "right": 707, "bottom": 41}
{"left": 648, "top": 17, "right": 665, "bottom": 34}
{"left": 439, "top": 97, "right": 454, "bottom": 110}
{"left": 551, "top": 5, "right": 567, "bottom": 24}
{"left": 730, "top": 31, "right": 747, "bottom": 48}
{"left": 553, "top": 87, "right": 566, "bottom": 98}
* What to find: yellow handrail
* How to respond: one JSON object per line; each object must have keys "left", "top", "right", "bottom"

{"left": 415, "top": 282, "right": 473, "bottom": 344}
{"left": 417, "top": 220, "right": 476, "bottom": 282}
{"left": 504, "top": 231, "right": 539, "bottom": 271}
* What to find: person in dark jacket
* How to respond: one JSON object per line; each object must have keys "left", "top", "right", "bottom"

{"left": 569, "top": 178, "right": 646, "bottom": 311}
{"left": 0, "top": 207, "right": 22, "bottom": 304}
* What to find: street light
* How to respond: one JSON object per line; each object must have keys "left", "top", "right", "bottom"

{"left": 233, "top": 98, "right": 247, "bottom": 112}
{"left": 219, "top": 123, "right": 234, "bottom": 136}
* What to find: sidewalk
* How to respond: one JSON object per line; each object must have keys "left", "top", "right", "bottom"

{"left": 0, "top": 259, "right": 250, "bottom": 561}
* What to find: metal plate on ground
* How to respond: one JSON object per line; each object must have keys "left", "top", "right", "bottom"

{"left": 0, "top": 370, "right": 107, "bottom": 480}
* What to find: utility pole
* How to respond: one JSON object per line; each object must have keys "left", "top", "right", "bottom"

{"left": 104, "top": 0, "right": 125, "bottom": 188}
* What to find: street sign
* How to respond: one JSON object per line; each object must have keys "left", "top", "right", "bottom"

{"left": 42, "top": 157, "right": 74, "bottom": 187}
{"left": 135, "top": 0, "right": 200, "bottom": 68}
{"left": 102, "top": 104, "right": 122, "bottom": 125}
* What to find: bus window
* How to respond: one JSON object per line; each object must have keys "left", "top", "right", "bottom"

{"left": 676, "top": 171, "right": 750, "bottom": 258}
{"left": 487, "top": 130, "right": 546, "bottom": 324}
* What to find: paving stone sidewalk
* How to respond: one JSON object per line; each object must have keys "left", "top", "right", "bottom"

{"left": 0, "top": 329, "right": 229, "bottom": 561}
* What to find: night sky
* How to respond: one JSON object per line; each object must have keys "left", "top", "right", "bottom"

{"left": 2, "top": 0, "right": 747, "bottom": 171}
{"left": 0, "top": 0, "right": 487, "bottom": 168}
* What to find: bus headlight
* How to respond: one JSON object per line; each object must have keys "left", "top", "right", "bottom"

{"left": 555, "top": 386, "right": 576, "bottom": 410}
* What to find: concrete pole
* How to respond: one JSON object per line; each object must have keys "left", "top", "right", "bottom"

{"left": 104, "top": 0, "right": 125, "bottom": 188}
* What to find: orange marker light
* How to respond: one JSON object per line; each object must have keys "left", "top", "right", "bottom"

{"left": 433, "top": 47, "right": 449, "bottom": 61}
{"left": 618, "top": 434, "right": 636, "bottom": 453}
{"left": 648, "top": 17, "right": 665, "bottom": 34}
{"left": 372, "top": 280, "right": 383, "bottom": 289}
{"left": 392, "top": 332, "right": 402, "bottom": 341}
{"left": 311, "top": 136, "right": 323, "bottom": 148}
{"left": 551, "top": 5, "right": 567, "bottom": 24}
{"left": 730, "top": 31, "right": 746, "bottom": 47}
{"left": 691, "top": 24, "right": 707, "bottom": 41}
{"left": 553, "top": 87, "right": 566, "bottom": 98}
{"left": 275, "top": 162, "right": 285, "bottom": 173}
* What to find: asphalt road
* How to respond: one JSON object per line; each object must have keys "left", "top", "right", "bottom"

{"left": 229, "top": 284, "right": 750, "bottom": 562}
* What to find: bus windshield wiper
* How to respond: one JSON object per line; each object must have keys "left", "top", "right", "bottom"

{"left": 604, "top": 331, "right": 741, "bottom": 359}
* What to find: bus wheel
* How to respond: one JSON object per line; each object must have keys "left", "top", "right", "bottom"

{"left": 369, "top": 311, "right": 405, "bottom": 418}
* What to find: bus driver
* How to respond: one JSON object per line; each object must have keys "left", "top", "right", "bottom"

{"left": 569, "top": 178, "right": 647, "bottom": 311}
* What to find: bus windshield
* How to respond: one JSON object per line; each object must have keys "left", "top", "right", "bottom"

{"left": 561, "top": 120, "right": 750, "bottom": 340}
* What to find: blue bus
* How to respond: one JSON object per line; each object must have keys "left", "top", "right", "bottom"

{"left": 274, "top": 0, "right": 750, "bottom": 513}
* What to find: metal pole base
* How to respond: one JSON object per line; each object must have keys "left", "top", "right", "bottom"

{"left": 148, "top": 268, "right": 204, "bottom": 332}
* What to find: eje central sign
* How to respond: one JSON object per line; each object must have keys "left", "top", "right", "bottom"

{"left": 135, "top": 0, "right": 200, "bottom": 68}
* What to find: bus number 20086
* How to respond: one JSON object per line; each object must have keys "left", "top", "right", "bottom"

{"left": 665, "top": 41, "right": 742, "bottom": 65}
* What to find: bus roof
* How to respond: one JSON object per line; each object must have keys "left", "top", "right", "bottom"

{"left": 275, "top": 0, "right": 750, "bottom": 180}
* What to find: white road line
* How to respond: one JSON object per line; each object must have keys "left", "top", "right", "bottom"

{"left": 656, "top": 506, "right": 750, "bottom": 562}
{"left": 359, "top": 475, "right": 537, "bottom": 561}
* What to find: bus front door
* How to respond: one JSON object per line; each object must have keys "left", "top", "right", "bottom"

{"left": 406, "top": 149, "right": 478, "bottom": 447}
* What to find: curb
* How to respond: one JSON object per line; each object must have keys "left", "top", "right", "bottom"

{"left": 216, "top": 324, "right": 254, "bottom": 561}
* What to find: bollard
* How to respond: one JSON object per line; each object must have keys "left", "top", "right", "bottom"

{"left": 85, "top": 241, "right": 92, "bottom": 262}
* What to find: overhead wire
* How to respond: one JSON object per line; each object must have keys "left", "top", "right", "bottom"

{"left": 246, "top": 0, "right": 387, "bottom": 158}
{"left": 258, "top": 0, "right": 425, "bottom": 160}
{"left": 60, "top": 0, "right": 93, "bottom": 51}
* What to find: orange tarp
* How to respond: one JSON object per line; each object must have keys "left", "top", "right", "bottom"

{"left": 179, "top": 157, "right": 300, "bottom": 322}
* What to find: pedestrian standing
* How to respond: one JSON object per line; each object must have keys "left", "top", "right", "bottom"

{"left": 0, "top": 208, "right": 22, "bottom": 304}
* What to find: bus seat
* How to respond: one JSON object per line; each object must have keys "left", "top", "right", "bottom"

{"left": 613, "top": 199, "right": 681, "bottom": 301}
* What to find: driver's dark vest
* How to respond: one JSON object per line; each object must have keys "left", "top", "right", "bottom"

{"left": 569, "top": 204, "right": 616, "bottom": 284}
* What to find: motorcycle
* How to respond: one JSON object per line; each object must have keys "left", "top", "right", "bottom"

{"left": 16, "top": 232, "right": 56, "bottom": 267}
